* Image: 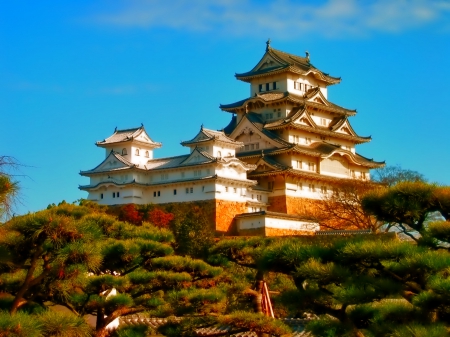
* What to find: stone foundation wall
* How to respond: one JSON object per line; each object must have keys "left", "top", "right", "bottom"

{"left": 265, "top": 227, "right": 316, "bottom": 236}
{"left": 215, "top": 200, "right": 247, "bottom": 235}
{"left": 267, "top": 195, "right": 288, "bottom": 213}
{"left": 268, "top": 195, "right": 322, "bottom": 216}
{"left": 286, "top": 196, "right": 322, "bottom": 216}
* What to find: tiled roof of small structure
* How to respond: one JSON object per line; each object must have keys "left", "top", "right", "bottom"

{"left": 96, "top": 125, "right": 162, "bottom": 147}
{"left": 80, "top": 151, "right": 135, "bottom": 175}
{"left": 235, "top": 211, "right": 316, "bottom": 222}
{"left": 182, "top": 126, "right": 243, "bottom": 146}
{"left": 145, "top": 154, "right": 191, "bottom": 170}
{"left": 118, "top": 315, "right": 311, "bottom": 336}
{"left": 235, "top": 43, "right": 339, "bottom": 86}
{"left": 220, "top": 90, "right": 355, "bottom": 116}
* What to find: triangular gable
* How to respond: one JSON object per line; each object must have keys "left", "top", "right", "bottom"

{"left": 179, "top": 148, "right": 215, "bottom": 166}
{"left": 134, "top": 129, "right": 155, "bottom": 144}
{"left": 335, "top": 120, "right": 358, "bottom": 136}
{"left": 254, "top": 157, "right": 284, "bottom": 172}
{"left": 229, "top": 115, "right": 286, "bottom": 149}
{"left": 255, "top": 53, "right": 285, "bottom": 71}
{"left": 305, "top": 89, "right": 329, "bottom": 106}
{"left": 85, "top": 152, "right": 133, "bottom": 173}
{"left": 292, "top": 109, "right": 316, "bottom": 127}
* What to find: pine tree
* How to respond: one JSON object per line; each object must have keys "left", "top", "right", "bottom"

{"left": 0, "top": 201, "right": 226, "bottom": 337}
{"left": 211, "top": 233, "right": 450, "bottom": 336}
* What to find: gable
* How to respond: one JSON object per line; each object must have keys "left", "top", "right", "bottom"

{"left": 306, "top": 89, "right": 329, "bottom": 106}
{"left": 91, "top": 154, "right": 131, "bottom": 173}
{"left": 229, "top": 117, "right": 283, "bottom": 149}
{"left": 335, "top": 121, "right": 356, "bottom": 136}
{"left": 180, "top": 149, "right": 214, "bottom": 166}
{"left": 255, "top": 55, "right": 284, "bottom": 71}
{"left": 292, "top": 109, "right": 315, "bottom": 127}
{"left": 134, "top": 130, "right": 153, "bottom": 143}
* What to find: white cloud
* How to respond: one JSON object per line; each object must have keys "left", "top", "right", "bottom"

{"left": 85, "top": 0, "right": 450, "bottom": 38}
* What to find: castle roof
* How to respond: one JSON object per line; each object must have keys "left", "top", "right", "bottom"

{"left": 235, "top": 42, "right": 340, "bottom": 85}
{"left": 226, "top": 112, "right": 291, "bottom": 147}
{"left": 220, "top": 89, "right": 355, "bottom": 116}
{"left": 264, "top": 106, "right": 370, "bottom": 144}
{"left": 80, "top": 150, "right": 136, "bottom": 175}
{"left": 181, "top": 126, "right": 243, "bottom": 147}
{"left": 238, "top": 142, "right": 385, "bottom": 168}
{"left": 96, "top": 125, "right": 162, "bottom": 148}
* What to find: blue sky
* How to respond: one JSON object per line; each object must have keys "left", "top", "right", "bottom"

{"left": 1, "top": 0, "right": 450, "bottom": 215}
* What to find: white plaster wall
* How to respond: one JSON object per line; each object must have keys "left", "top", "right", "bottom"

{"left": 237, "top": 214, "right": 319, "bottom": 231}
{"left": 250, "top": 74, "right": 285, "bottom": 96}
{"left": 266, "top": 217, "right": 319, "bottom": 231}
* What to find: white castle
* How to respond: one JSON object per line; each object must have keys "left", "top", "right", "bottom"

{"left": 80, "top": 41, "right": 383, "bottom": 235}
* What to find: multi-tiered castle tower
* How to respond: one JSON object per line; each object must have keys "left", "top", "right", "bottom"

{"left": 220, "top": 40, "right": 384, "bottom": 216}
{"left": 80, "top": 42, "right": 383, "bottom": 236}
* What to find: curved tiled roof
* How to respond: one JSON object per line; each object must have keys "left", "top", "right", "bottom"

{"left": 96, "top": 125, "right": 162, "bottom": 147}
{"left": 220, "top": 90, "right": 355, "bottom": 116}
{"left": 264, "top": 108, "right": 371, "bottom": 144}
{"left": 80, "top": 151, "right": 135, "bottom": 175}
{"left": 230, "top": 112, "right": 291, "bottom": 147}
{"left": 235, "top": 45, "right": 340, "bottom": 85}
{"left": 182, "top": 126, "right": 243, "bottom": 146}
{"left": 238, "top": 142, "right": 384, "bottom": 168}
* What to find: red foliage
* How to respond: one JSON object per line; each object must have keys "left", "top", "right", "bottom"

{"left": 147, "top": 208, "right": 174, "bottom": 228}
{"left": 118, "top": 204, "right": 143, "bottom": 225}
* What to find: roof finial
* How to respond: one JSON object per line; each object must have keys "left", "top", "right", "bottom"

{"left": 141, "top": 123, "right": 144, "bottom": 127}
{"left": 266, "top": 38, "right": 271, "bottom": 51}
{"left": 201, "top": 123, "right": 204, "bottom": 130}
{"left": 114, "top": 126, "right": 117, "bottom": 132}
{"left": 305, "top": 51, "right": 310, "bottom": 61}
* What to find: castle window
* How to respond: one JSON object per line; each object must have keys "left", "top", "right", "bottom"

{"left": 157, "top": 191, "right": 160, "bottom": 196}
{"left": 265, "top": 83, "right": 269, "bottom": 91}
{"left": 135, "top": 149, "right": 140, "bottom": 156}
{"left": 113, "top": 192, "right": 116, "bottom": 198}
{"left": 308, "top": 162, "right": 315, "bottom": 171}
{"left": 145, "top": 151, "right": 149, "bottom": 158}
{"left": 320, "top": 118, "right": 327, "bottom": 126}
{"left": 225, "top": 187, "right": 228, "bottom": 192}
{"left": 321, "top": 186, "right": 327, "bottom": 194}
{"left": 186, "top": 188, "right": 189, "bottom": 194}
{"left": 174, "top": 189, "right": 177, "bottom": 195}
{"left": 252, "top": 194, "right": 254, "bottom": 199}
{"left": 190, "top": 187, "right": 193, "bottom": 193}
{"left": 161, "top": 173, "right": 168, "bottom": 180}
{"left": 100, "top": 193, "right": 103, "bottom": 199}
{"left": 305, "top": 137, "right": 311, "bottom": 144}
{"left": 272, "top": 82, "right": 277, "bottom": 90}
{"left": 154, "top": 191, "right": 156, "bottom": 197}
{"left": 309, "top": 184, "right": 315, "bottom": 192}
{"left": 194, "top": 169, "right": 201, "bottom": 177}
{"left": 117, "top": 192, "right": 120, "bottom": 197}
{"left": 350, "top": 169, "right": 356, "bottom": 178}
{"left": 361, "top": 172, "right": 367, "bottom": 180}
{"left": 268, "top": 181, "right": 274, "bottom": 190}
{"left": 259, "top": 84, "right": 263, "bottom": 92}
{"left": 122, "top": 148, "right": 127, "bottom": 155}
{"left": 233, "top": 188, "right": 237, "bottom": 193}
